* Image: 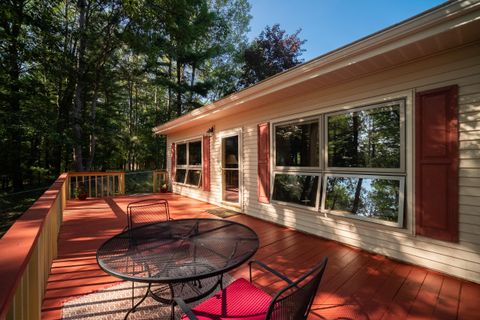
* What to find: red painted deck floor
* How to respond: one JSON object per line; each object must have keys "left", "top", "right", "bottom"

{"left": 41, "top": 194, "right": 479, "bottom": 319}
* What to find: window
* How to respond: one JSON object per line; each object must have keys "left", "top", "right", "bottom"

{"left": 327, "top": 103, "right": 403, "bottom": 170}
{"left": 271, "top": 99, "right": 406, "bottom": 226}
{"left": 323, "top": 174, "right": 404, "bottom": 227}
{"left": 272, "top": 174, "right": 319, "bottom": 207}
{"left": 272, "top": 119, "right": 321, "bottom": 208}
{"left": 323, "top": 99, "right": 405, "bottom": 226}
{"left": 275, "top": 120, "right": 319, "bottom": 167}
{"left": 175, "top": 140, "right": 202, "bottom": 187}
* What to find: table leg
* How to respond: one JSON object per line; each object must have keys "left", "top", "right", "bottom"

{"left": 124, "top": 282, "right": 151, "bottom": 320}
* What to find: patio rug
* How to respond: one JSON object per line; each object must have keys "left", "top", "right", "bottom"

{"left": 61, "top": 276, "right": 234, "bottom": 320}
{"left": 205, "top": 208, "right": 240, "bottom": 218}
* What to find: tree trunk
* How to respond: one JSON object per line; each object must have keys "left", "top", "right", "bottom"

{"left": 167, "top": 58, "right": 172, "bottom": 120}
{"left": 3, "top": 1, "right": 25, "bottom": 191}
{"left": 176, "top": 61, "right": 182, "bottom": 117}
{"left": 86, "top": 75, "right": 99, "bottom": 171}
{"left": 73, "top": 0, "right": 87, "bottom": 171}
{"left": 352, "top": 178, "right": 363, "bottom": 214}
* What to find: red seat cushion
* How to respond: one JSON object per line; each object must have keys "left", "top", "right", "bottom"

{"left": 181, "top": 278, "right": 272, "bottom": 320}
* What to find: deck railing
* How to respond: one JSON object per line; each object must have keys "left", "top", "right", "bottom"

{"left": 67, "top": 172, "right": 125, "bottom": 199}
{"left": 0, "top": 170, "right": 169, "bottom": 319}
{"left": 0, "top": 174, "right": 67, "bottom": 320}
{"left": 153, "top": 170, "right": 169, "bottom": 192}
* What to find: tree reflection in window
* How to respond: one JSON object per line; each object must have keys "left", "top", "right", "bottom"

{"left": 177, "top": 144, "right": 187, "bottom": 165}
{"left": 275, "top": 121, "right": 319, "bottom": 167}
{"left": 328, "top": 103, "right": 401, "bottom": 168}
{"left": 324, "top": 176, "right": 400, "bottom": 222}
{"left": 272, "top": 174, "right": 319, "bottom": 207}
{"left": 188, "top": 141, "right": 202, "bottom": 165}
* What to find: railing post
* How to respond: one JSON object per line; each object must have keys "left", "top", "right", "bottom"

{"left": 153, "top": 170, "right": 157, "bottom": 193}
{"left": 120, "top": 172, "right": 125, "bottom": 194}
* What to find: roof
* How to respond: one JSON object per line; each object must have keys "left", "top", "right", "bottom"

{"left": 153, "top": 0, "right": 480, "bottom": 135}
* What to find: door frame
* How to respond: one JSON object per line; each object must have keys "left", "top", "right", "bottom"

{"left": 218, "top": 128, "right": 243, "bottom": 212}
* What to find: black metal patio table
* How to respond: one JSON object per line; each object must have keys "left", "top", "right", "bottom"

{"left": 96, "top": 218, "right": 259, "bottom": 319}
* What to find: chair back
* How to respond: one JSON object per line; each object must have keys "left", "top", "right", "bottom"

{"left": 266, "top": 257, "right": 328, "bottom": 320}
{"left": 126, "top": 199, "right": 170, "bottom": 230}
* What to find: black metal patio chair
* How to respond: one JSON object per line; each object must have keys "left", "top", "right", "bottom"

{"left": 126, "top": 198, "right": 171, "bottom": 230}
{"left": 175, "top": 257, "right": 328, "bottom": 320}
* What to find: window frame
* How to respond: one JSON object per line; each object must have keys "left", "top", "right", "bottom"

{"left": 269, "top": 97, "right": 407, "bottom": 228}
{"left": 271, "top": 116, "right": 324, "bottom": 210}
{"left": 174, "top": 137, "right": 203, "bottom": 188}
{"left": 273, "top": 116, "right": 322, "bottom": 172}
{"left": 320, "top": 173, "right": 405, "bottom": 228}
{"left": 271, "top": 172, "right": 322, "bottom": 210}
{"left": 324, "top": 99, "right": 406, "bottom": 173}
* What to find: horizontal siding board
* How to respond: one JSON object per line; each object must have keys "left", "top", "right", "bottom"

{"left": 460, "top": 141, "right": 480, "bottom": 150}
{"left": 459, "top": 169, "right": 480, "bottom": 177}
{"left": 460, "top": 186, "right": 480, "bottom": 196}
{"left": 460, "top": 150, "right": 480, "bottom": 159}
{"left": 460, "top": 214, "right": 480, "bottom": 226}
{"left": 459, "top": 121, "right": 480, "bottom": 132}
{"left": 460, "top": 205, "right": 480, "bottom": 215}
{"left": 460, "top": 130, "right": 480, "bottom": 141}
{"left": 460, "top": 159, "right": 480, "bottom": 168}
{"left": 459, "top": 103, "right": 480, "bottom": 114}
{"left": 460, "top": 223, "right": 480, "bottom": 234}
{"left": 460, "top": 112, "right": 480, "bottom": 122}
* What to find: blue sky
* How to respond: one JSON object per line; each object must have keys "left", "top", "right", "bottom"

{"left": 247, "top": 0, "right": 446, "bottom": 61}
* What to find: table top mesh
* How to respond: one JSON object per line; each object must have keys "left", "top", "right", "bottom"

{"left": 97, "top": 218, "right": 259, "bottom": 283}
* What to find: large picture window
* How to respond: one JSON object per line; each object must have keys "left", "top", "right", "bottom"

{"left": 271, "top": 99, "right": 406, "bottom": 226}
{"left": 175, "top": 140, "right": 202, "bottom": 187}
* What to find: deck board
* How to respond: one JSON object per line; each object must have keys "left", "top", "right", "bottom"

{"left": 40, "top": 194, "right": 479, "bottom": 319}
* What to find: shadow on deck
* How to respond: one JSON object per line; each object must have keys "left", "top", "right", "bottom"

{"left": 41, "top": 193, "right": 478, "bottom": 319}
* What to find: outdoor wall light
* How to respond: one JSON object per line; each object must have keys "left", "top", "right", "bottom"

{"left": 206, "top": 126, "right": 215, "bottom": 136}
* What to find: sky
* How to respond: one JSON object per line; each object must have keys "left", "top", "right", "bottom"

{"left": 247, "top": 0, "right": 446, "bottom": 61}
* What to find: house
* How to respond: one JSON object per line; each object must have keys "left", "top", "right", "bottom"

{"left": 153, "top": 0, "right": 480, "bottom": 283}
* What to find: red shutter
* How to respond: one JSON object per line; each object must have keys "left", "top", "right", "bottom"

{"left": 415, "top": 85, "right": 459, "bottom": 242}
{"left": 171, "top": 143, "right": 176, "bottom": 184}
{"left": 258, "top": 123, "right": 270, "bottom": 203}
{"left": 202, "top": 135, "right": 211, "bottom": 192}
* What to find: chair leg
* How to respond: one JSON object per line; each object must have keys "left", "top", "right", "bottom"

{"left": 131, "top": 281, "right": 134, "bottom": 309}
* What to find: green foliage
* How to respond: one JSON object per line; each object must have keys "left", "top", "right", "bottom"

{"left": 240, "top": 23, "right": 306, "bottom": 87}
{"left": 0, "top": 0, "right": 252, "bottom": 193}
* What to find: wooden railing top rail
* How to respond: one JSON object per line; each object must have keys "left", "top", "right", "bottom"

{"left": 67, "top": 171, "right": 124, "bottom": 176}
{"left": 0, "top": 173, "right": 67, "bottom": 320}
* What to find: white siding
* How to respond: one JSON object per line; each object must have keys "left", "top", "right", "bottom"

{"left": 166, "top": 42, "right": 480, "bottom": 283}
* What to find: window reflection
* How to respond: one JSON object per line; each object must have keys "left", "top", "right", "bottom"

{"left": 175, "top": 169, "right": 186, "bottom": 183}
{"left": 328, "top": 103, "right": 401, "bottom": 168}
{"left": 272, "top": 174, "right": 319, "bottom": 207}
{"left": 324, "top": 176, "right": 401, "bottom": 223}
{"left": 176, "top": 144, "right": 187, "bottom": 165}
{"left": 186, "top": 170, "right": 201, "bottom": 186}
{"left": 275, "top": 121, "right": 319, "bottom": 167}
{"left": 189, "top": 141, "right": 202, "bottom": 165}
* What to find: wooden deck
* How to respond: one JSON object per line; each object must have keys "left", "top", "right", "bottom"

{"left": 41, "top": 193, "right": 479, "bottom": 319}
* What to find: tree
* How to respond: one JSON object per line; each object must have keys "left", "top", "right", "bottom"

{"left": 240, "top": 24, "right": 305, "bottom": 87}
{"left": 0, "top": 0, "right": 252, "bottom": 192}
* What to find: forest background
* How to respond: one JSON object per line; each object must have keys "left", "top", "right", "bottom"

{"left": 0, "top": 0, "right": 305, "bottom": 193}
